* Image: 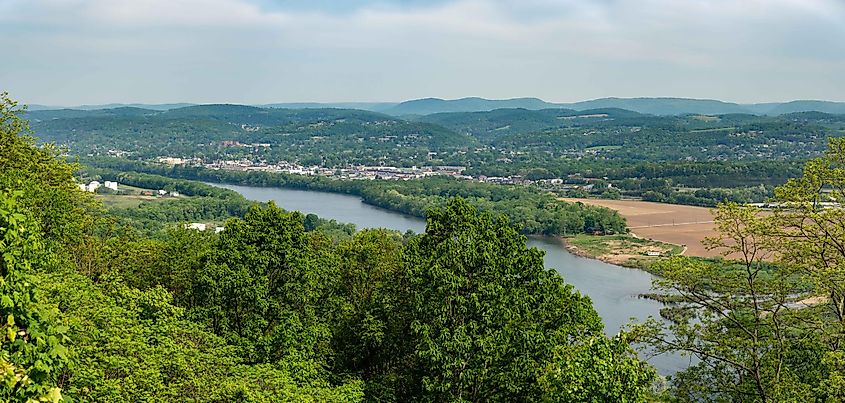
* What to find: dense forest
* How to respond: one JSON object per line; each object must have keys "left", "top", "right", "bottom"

{"left": 26, "top": 105, "right": 474, "bottom": 167}
{"left": 1, "top": 94, "right": 656, "bottom": 401}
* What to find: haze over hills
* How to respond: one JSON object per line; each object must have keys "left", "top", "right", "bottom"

{"left": 384, "top": 97, "right": 845, "bottom": 116}
{"left": 379, "top": 97, "right": 554, "bottom": 115}
{"left": 758, "top": 100, "right": 845, "bottom": 116}
{"left": 261, "top": 102, "right": 396, "bottom": 112}
{"left": 27, "top": 103, "right": 196, "bottom": 111}
{"left": 24, "top": 104, "right": 400, "bottom": 127}
{"left": 378, "top": 96, "right": 751, "bottom": 116}
{"left": 565, "top": 97, "right": 749, "bottom": 116}
{"left": 25, "top": 97, "right": 845, "bottom": 117}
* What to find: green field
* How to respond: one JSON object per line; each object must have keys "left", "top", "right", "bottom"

{"left": 566, "top": 234, "right": 684, "bottom": 260}
{"left": 584, "top": 145, "right": 622, "bottom": 151}
{"left": 689, "top": 127, "right": 735, "bottom": 133}
{"left": 93, "top": 183, "right": 182, "bottom": 208}
{"left": 95, "top": 194, "right": 163, "bottom": 208}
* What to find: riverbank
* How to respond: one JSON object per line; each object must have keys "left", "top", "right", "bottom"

{"left": 83, "top": 160, "right": 628, "bottom": 237}
{"left": 560, "top": 234, "right": 684, "bottom": 273}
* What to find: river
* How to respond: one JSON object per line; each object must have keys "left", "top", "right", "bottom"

{"left": 211, "top": 183, "right": 689, "bottom": 375}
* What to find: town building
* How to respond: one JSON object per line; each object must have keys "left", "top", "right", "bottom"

{"left": 86, "top": 181, "right": 101, "bottom": 192}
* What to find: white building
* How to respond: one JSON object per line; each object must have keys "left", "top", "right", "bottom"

{"left": 104, "top": 181, "right": 118, "bottom": 191}
{"left": 187, "top": 223, "right": 207, "bottom": 231}
{"left": 214, "top": 226, "right": 224, "bottom": 234}
{"left": 158, "top": 157, "right": 187, "bottom": 165}
{"left": 86, "top": 181, "right": 101, "bottom": 192}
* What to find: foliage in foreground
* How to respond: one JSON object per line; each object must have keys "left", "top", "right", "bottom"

{"left": 2, "top": 92, "right": 655, "bottom": 401}
{"left": 644, "top": 138, "right": 845, "bottom": 402}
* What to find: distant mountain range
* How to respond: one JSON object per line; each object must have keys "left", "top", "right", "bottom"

{"left": 377, "top": 97, "right": 845, "bottom": 116}
{"left": 25, "top": 97, "right": 845, "bottom": 116}
{"left": 379, "top": 97, "right": 553, "bottom": 115}
{"left": 27, "top": 103, "right": 196, "bottom": 111}
{"left": 260, "top": 102, "right": 396, "bottom": 112}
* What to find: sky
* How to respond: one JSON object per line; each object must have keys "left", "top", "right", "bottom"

{"left": 1, "top": 0, "right": 844, "bottom": 105}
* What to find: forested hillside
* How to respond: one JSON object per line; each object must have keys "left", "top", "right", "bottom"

{"left": 26, "top": 105, "right": 474, "bottom": 166}
{"left": 21, "top": 99, "right": 844, "bottom": 216}
{"left": 28, "top": 103, "right": 844, "bottom": 196}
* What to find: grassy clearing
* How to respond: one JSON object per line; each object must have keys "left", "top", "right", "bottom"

{"left": 94, "top": 183, "right": 184, "bottom": 208}
{"left": 568, "top": 234, "right": 683, "bottom": 256}
{"left": 96, "top": 194, "right": 163, "bottom": 208}
{"left": 584, "top": 145, "right": 622, "bottom": 151}
{"left": 691, "top": 115, "right": 721, "bottom": 122}
{"left": 564, "top": 234, "right": 684, "bottom": 267}
{"left": 690, "top": 127, "right": 735, "bottom": 133}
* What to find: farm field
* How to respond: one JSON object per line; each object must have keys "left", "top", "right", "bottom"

{"left": 561, "top": 198, "right": 721, "bottom": 257}
{"left": 96, "top": 194, "right": 161, "bottom": 208}
{"left": 92, "top": 183, "right": 183, "bottom": 208}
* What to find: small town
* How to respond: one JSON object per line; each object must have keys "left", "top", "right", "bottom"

{"left": 152, "top": 155, "right": 611, "bottom": 191}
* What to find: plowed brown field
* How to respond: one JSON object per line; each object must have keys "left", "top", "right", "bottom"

{"left": 561, "top": 198, "right": 722, "bottom": 257}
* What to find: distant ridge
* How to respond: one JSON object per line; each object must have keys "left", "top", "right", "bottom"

{"left": 381, "top": 97, "right": 555, "bottom": 115}
{"left": 23, "top": 107, "right": 164, "bottom": 121}
{"left": 25, "top": 97, "right": 845, "bottom": 117}
{"left": 565, "top": 97, "right": 751, "bottom": 116}
{"left": 762, "top": 100, "right": 845, "bottom": 116}
{"left": 415, "top": 107, "right": 645, "bottom": 140}
{"left": 27, "top": 103, "right": 195, "bottom": 111}
{"left": 377, "top": 97, "right": 845, "bottom": 116}
{"left": 23, "top": 103, "right": 397, "bottom": 126}
{"left": 262, "top": 102, "right": 396, "bottom": 112}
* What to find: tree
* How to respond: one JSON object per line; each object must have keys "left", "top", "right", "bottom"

{"left": 772, "top": 137, "right": 845, "bottom": 346}
{"left": 332, "top": 229, "right": 414, "bottom": 401}
{"left": 404, "top": 198, "right": 654, "bottom": 402}
{"left": 187, "top": 203, "right": 340, "bottom": 367}
{"left": 303, "top": 213, "right": 320, "bottom": 232}
{"left": 644, "top": 204, "right": 809, "bottom": 401}
{"left": 0, "top": 92, "right": 95, "bottom": 251}
{"left": 0, "top": 190, "right": 67, "bottom": 402}
{"left": 645, "top": 138, "right": 845, "bottom": 401}
{"left": 0, "top": 93, "right": 367, "bottom": 401}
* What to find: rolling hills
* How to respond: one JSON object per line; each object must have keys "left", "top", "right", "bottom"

{"left": 27, "top": 97, "right": 845, "bottom": 117}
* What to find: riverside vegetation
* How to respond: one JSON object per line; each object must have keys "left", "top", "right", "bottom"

{"left": 81, "top": 159, "right": 628, "bottom": 237}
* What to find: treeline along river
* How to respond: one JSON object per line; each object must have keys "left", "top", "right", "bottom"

{"left": 210, "top": 183, "right": 690, "bottom": 375}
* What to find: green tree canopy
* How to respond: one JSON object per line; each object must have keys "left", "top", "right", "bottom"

{"left": 404, "top": 198, "right": 654, "bottom": 401}
{"left": 0, "top": 190, "right": 67, "bottom": 402}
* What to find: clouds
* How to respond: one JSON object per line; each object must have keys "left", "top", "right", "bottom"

{"left": 1, "top": 0, "right": 843, "bottom": 105}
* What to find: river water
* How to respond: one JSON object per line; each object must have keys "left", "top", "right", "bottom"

{"left": 211, "top": 183, "right": 689, "bottom": 375}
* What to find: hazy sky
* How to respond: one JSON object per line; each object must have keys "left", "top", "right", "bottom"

{"left": 1, "top": 0, "right": 844, "bottom": 105}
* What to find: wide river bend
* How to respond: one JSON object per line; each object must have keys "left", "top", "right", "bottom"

{"left": 211, "top": 183, "right": 689, "bottom": 375}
